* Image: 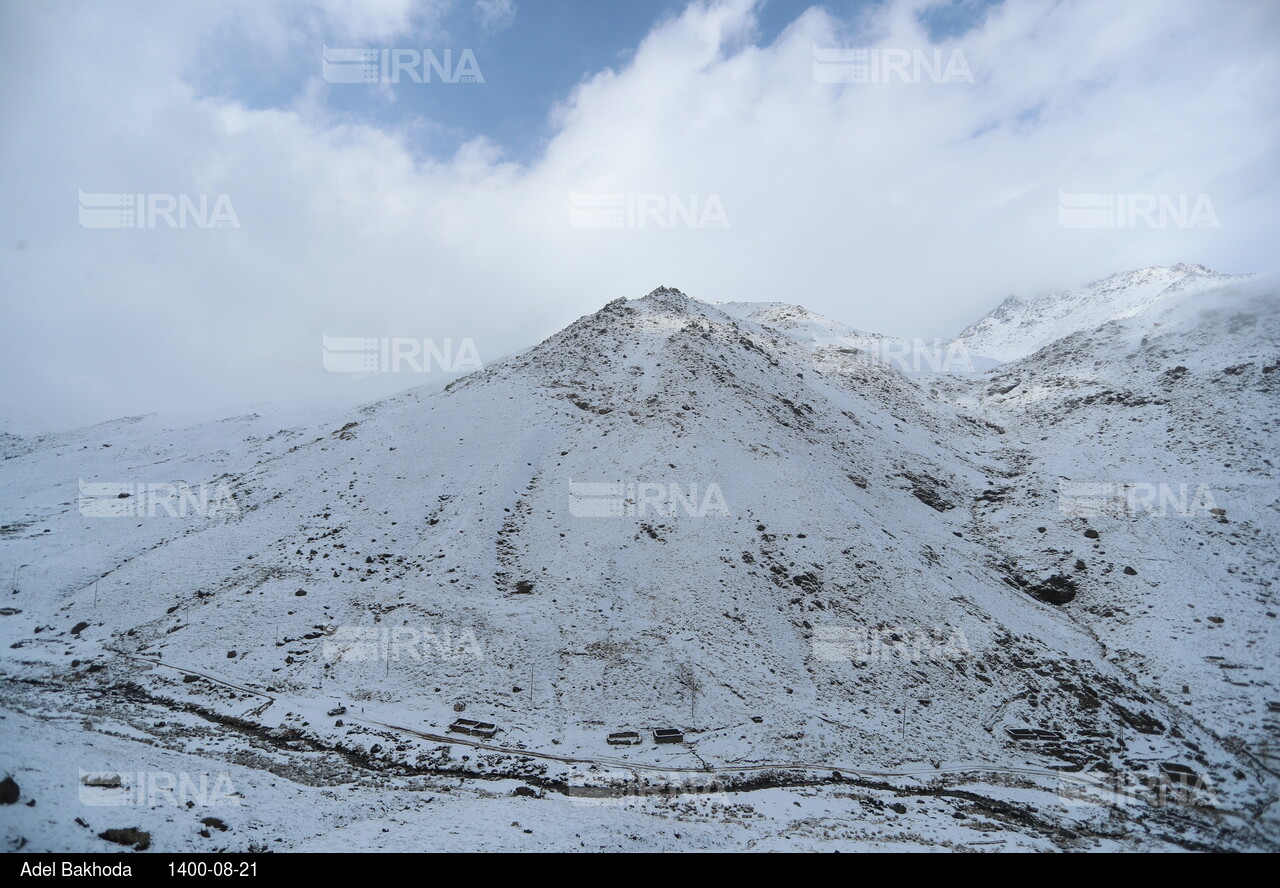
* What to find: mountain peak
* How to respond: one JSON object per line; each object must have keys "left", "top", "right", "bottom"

{"left": 644, "top": 285, "right": 687, "bottom": 299}
{"left": 634, "top": 285, "right": 699, "bottom": 314}
{"left": 1167, "top": 262, "right": 1217, "bottom": 276}
{"left": 954, "top": 263, "right": 1243, "bottom": 362}
{"left": 1082, "top": 262, "right": 1224, "bottom": 292}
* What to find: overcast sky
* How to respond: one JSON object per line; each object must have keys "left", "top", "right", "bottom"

{"left": 1, "top": 0, "right": 1277, "bottom": 431}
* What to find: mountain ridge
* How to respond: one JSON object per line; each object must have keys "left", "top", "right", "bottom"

{"left": 1, "top": 267, "right": 1276, "bottom": 851}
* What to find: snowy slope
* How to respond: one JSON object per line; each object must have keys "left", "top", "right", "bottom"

{"left": 953, "top": 264, "right": 1246, "bottom": 363}
{"left": 950, "top": 273, "right": 1280, "bottom": 769}
{"left": 1, "top": 278, "right": 1276, "bottom": 852}
{"left": 717, "top": 301, "right": 997, "bottom": 376}
{"left": 715, "top": 301, "right": 884, "bottom": 348}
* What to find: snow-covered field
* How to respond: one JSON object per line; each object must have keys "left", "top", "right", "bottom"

{"left": 2, "top": 266, "right": 1276, "bottom": 852}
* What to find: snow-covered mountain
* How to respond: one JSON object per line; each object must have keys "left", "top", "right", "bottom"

{"left": 959, "top": 272, "right": 1280, "bottom": 753}
{"left": 715, "top": 301, "right": 882, "bottom": 345}
{"left": 716, "top": 301, "right": 999, "bottom": 376}
{"left": 1, "top": 272, "right": 1276, "bottom": 852}
{"left": 953, "top": 264, "right": 1247, "bottom": 363}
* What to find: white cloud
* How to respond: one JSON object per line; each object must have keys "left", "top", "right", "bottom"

{"left": 312, "top": 0, "right": 444, "bottom": 40}
{"left": 1, "top": 0, "right": 1277, "bottom": 429}
{"left": 475, "top": 0, "right": 516, "bottom": 32}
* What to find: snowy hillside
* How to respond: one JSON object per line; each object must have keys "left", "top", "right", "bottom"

{"left": 954, "top": 273, "right": 1280, "bottom": 762}
{"left": 1, "top": 274, "right": 1276, "bottom": 852}
{"left": 716, "top": 301, "right": 998, "bottom": 376}
{"left": 953, "top": 264, "right": 1247, "bottom": 363}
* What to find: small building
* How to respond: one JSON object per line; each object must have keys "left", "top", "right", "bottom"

{"left": 653, "top": 728, "right": 684, "bottom": 744}
{"left": 448, "top": 718, "right": 500, "bottom": 739}
{"left": 607, "top": 731, "right": 642, "bottom": 746}
{"left": 470, "top": 722, "right": 499, "bottom": 739}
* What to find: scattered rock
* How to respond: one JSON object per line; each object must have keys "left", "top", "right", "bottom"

{"left": 1029, "top": 574, "right": 1078, "bottom": 605}
{"left": 98, "top": 827, "right": 150, "bottom": 850}
{"left": 0, "top": 776, "right": 19, "bottom": 804}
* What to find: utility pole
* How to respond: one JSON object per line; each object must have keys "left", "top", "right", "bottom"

{"left": 901, "top": 689, "right": 907, "bottom": 743}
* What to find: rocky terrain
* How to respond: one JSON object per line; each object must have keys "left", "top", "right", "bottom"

{"left": 1, "top": 266, "right": 1276, "bottom": 851}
